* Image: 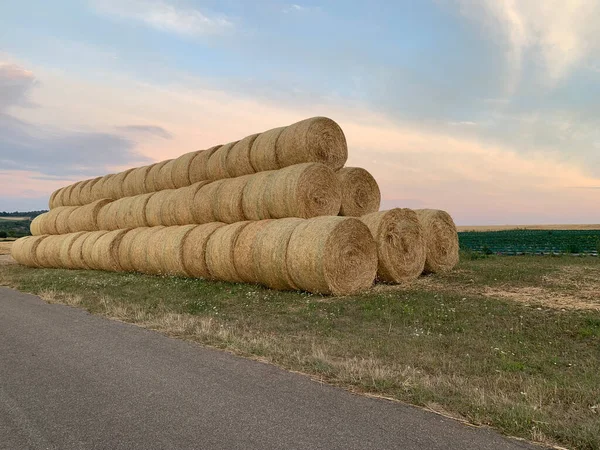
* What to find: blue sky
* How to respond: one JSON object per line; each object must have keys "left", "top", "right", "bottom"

{"left": 1, "top": 0, "right": 599, "bottom": 224}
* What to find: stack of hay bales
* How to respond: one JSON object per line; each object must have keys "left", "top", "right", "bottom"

{"left": 13, "top": 116, "right": 459, "bottom": 295}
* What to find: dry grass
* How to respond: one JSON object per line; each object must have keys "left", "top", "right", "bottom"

{"left": 1, "top": 254, "right": 600, "bottom": 449}
{"left": 0, "top": 241, "right": 14, "bottom": 255}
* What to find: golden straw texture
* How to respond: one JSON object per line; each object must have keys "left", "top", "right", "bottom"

{"left": 226, "top": 134, "right": 259, "bottom": 178}
{"left": 182, "top": 223, "right": 226, "bottom": 278}
{"left": 337, "top": 167, "right": 381, "bottom": 216}
{"left": 249, "top": 127, "right": 284, "bottom": 172}
{"left": 205, "top": 221, "right": 250, "bottom": 282}
{"left": 287, "top": 216, "right": 377, "bottom": 295}
{"left": 232, "top": 219, "right": 273, "bottom": 283}
{"left": 189, "top": 146, "right": 220, "bottom": 184}
{"left": 361, "top": 209, "right": 426, "bottom": 282}
{"left": 415, "top": 209, "right": 459, "bottom": 273}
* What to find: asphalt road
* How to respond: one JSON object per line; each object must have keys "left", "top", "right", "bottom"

{"left": 0, "top": 287, "right": 538, "bottom": 450}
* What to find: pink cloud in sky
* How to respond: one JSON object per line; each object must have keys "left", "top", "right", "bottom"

{"left": 2, "top": 57, "right": 599, "bottom": 224}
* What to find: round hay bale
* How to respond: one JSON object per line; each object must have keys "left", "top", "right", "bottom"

{"left": 361, "top": 209, "right": 425, "bottom": 283}
{"left": 39, "top": 207, "right": 70, "bottom": 235}
{"left": 212, "top": 175, "right": 251, "bottom": 223}
{"left": 287, "top": 216, "right": 377, "bottom": 295}
{"left": 337, "top": 167, "right": 381, "bottom": 216}
{"left": 36, "top": 235, "right": 64, "bottom": 268}
{"left": 30, "top": 213, "right": 46, "bottom": 236}
{"left": 277, "top": 117, "right": 347, "bottom": 170}
{"left": 145, "top": 161, "right": 168, "bottom": 192}
{"left": 96, "top": 202, "right": 120, "bottom": 231}
{"left": 10, "top": 237, "right": 32, "bottom": 266}
{"left": 249, "top": 127, "right": 285, "bottom": 172}
{"left": 109, "top": 169, "right": 135, "bottom": 200}
{"left": 191, "top": 181, "right": 224, "bottom": 224}
{"left": 128, "top": 193, "right": 153, "bottom": 228}
{"left": 189, "top": 146, "right": 221, "bottom": 183}
{"left": 68, "top": 198, "right": 112, "bottom": 232}
{"left": 129, "top": 226, "right": 165, "bottom": 273}
{"left": 182, "top": 223, "right": 226, "bottom": 278}
{"left": 55, "top": 206, "right": 79, "bottom": 235}
{"left": 415, "top": 209, "right": 459, "bottom": 273}
{"left": 89, "top": 176, "right": 107, "bottom": 202}
{"left": 241, "top": 171, "right": 274, "bottom": 220}
{"left": 226, "top": 134, "right": 259, "bottom": 178}
{"left": 160, "top": 225, "right": 198, "bottom": 276}
{"left": 123, "top": 166, "right": 150, "bottom": 196}
{"left": 265, "top": 163, "right": 341, "bottom": 219}
{"left": 205, "top": 221, "right": 250, "bottom": 282}
{"left": 146, "top": 190, "right": 177, "bottom": 227}
{"left": 99, "top": 174, "right": 118, "bottom": 200}
{"left": 80, "top": 177, "right": 102, "bottom": 205}
{"left": 49, "top": 188, "right": 61, "bottom": 209}
{"left": 60, "top": 184, "right": 78, "bottom": 207}
{"left": 52, "top": 187, "right": 67, "bottom": 208}
{"left": 59, "top": 231, "right": 87, "bottom": 269}
{"left": 145, "top": 227, "right": 173, "bottom": 275}
{"left": 91, "top": 229, "right": 128, "bottom": 272}
{"left": 206, "top": 141, "right": 237, "bottom": 180}
{"left": 173, "top": 181, "right": 210, "bottom": 225}
{"left": 233, "top": 219, "right": 273, "bottom": 283}
{"left": 117, "top": 228, "right": 147, "bottom": 272}
{"left": 81, "top": 230, "right": 109, "bottom": 269}
{"left": 14, "top": 235, "right": 47, "bottom": 267}
{"left": 155, "top": 159, "right": 177, "bottom": 191}
{"left": 252, "top": 218, "right": 303, "bottom": 290}
{"left": 69, "top": 180, "right": 88, "bottom": 206}
{"left": 68, "top": 232, "right": 93, "bottom": 269}
{"left": 171, "top": 152, "right": 197, "bottom": 188}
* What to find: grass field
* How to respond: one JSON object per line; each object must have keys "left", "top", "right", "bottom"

{"left": 457, "top": 224, "right": 600, "bottom": 231}
{"left": 0, "top": 251, "right": 599, "bottom": 448}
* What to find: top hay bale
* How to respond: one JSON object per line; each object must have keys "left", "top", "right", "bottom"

{"left": 415, "top": 209, "right": 459, "bottom": 273}
{"left": 48, "top": 117, "right": 348, "bottom": 209}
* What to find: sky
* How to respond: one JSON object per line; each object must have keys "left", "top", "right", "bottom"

{"left": 1, "top": 0, "right": 599, "bottom": 224}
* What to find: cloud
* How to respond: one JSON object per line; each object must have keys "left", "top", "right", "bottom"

{"left": 116, "top": 125, "right": 173, "bottom": 139}
{"left": 453, "top": 0, "right": 600, "bottom": 91}
{"left": 0, "top": 63, "right": 38, "bottom": 110}
{"left": 91, "top": 0, "right": 234, "bottom": 36}
{"left": 282, "top": 4, "right": 320, "bottom": 14}
{"left": 0, "top": 62, "right": 150, "bottom": 177}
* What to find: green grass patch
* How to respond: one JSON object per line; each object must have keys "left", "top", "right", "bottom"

{"left": 1, "top": 255, "right": 599, "bottom": 449}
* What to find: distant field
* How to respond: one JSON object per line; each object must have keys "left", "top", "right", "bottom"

{"left": 0, "top": 216, "right": 30, "bottom": 221}
{"left": 458, "top": 224, "right": 600, "bottom": 231}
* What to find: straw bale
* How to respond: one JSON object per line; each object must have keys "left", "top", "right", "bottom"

{"left": 241, "top": 171, "right": 274, "bottom": 220}
{"left": 171, "top": 152, "right": 197, "bottom": 188}
{"left": 118, "top": 227, "right": 149, "bottom": 272}
{"left": 68, "top": 199, "right": 112, "bottom": 232}
{"left": 68, "top": 232, "right": 93, "bottom": 269}
{"left": 213, "top": 175, "right": 251, "bottom": 223}
{"left": 146, "top": 190, "right": 177, "bottom": 226}
{"left": 80, "top": 177, "right": 102, "bottom": 205}
{"left": 55, "top": 206, "right": 79, "bottom": 235}
{"left": 145, "top": 161, "right": 168, "bottom": 192}
{"left": 226, "top": 134, "right": 259, "bottom": 178}
{"left": 189, "top": 146, "right": 221, "bottom": 183}
{"left": 206, "top": 141, "right": 237, "bottom": 180}
{"left": 181, "top": 223, "right": 226, "bottom": 278}
{"left": 191, "top": 181, "right": 224, "bottom": 224}
{"left": 59, "top": 231, "right": 87, "bottom": 269}
{"left": 232, "top": 219, "right": 273, "bottom": 283}
{"left": 91, "top": 229, "right": 128, "bottom": 271}
{"left": 30, "top": 214, "right": 46, "bottom": 236}
{"left": 337, "top": 167, "right": 381, "bottom": 216}
{"left": 172, "top": 181, "right": 210, "bottom": 225}
{"left": 129, "top": 226, "right": 165, "bottom": 273}
{"left": 161, "top": 225, "right": 197, "bottom": 276}
{"left": 277, "top": 117, "right": 347, "bottom": 170}
{"left": 123, "top": 166, "right": 150, "bottom": 197}
{"left": 81, "top": 231, "right": 109, "bottom": 270}
{"left": 287, "top": 216, "right": 377, "bottom": 295}
{"left": 252, "top": 218, "right": 303, "bottom": 290}
{"left": 415, "top": 209, "right": 459, "bottom": 273}
{"left": 249, "top": 126, "right": 284, "bottom": 172}
{"left": 361, "top": 209, "right": 426, "bottom": 283}
{"left": 155, "top": 159, "right": 177, "bottom": 190}
{"left": 205, "top": 221, "right": 250, "bottom": 282}
{"left": 11, "top": 236, "right": 47, "bottom": 267}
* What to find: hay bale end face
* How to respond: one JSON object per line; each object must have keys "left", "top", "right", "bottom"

{"left": 182, "top": 223, "right": 226, "bottom": 278}
{"left": 415, "top": 209, "right": 459, "bottom": 273}
{"left": 361, "top": 209, "right": 426, "bottom": 283}
{"left": 277, "top": 117, "right": 347, "bottom": 171}
{"left": 287, "top": 216, "right": 377, "bottom": 295}
{"left": 337, "top": 167, "right": 381, "bottom": 216}
{"left": 12, "top": 236, "right": 47, "bottom": 267}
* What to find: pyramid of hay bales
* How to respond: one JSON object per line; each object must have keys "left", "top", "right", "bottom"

{"left": 13, "top": 117, "right": 459, "bottom": 295}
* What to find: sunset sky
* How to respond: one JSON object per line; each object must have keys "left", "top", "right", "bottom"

{"left": 1, "top": 0, "right": 599, "bottom": 224}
